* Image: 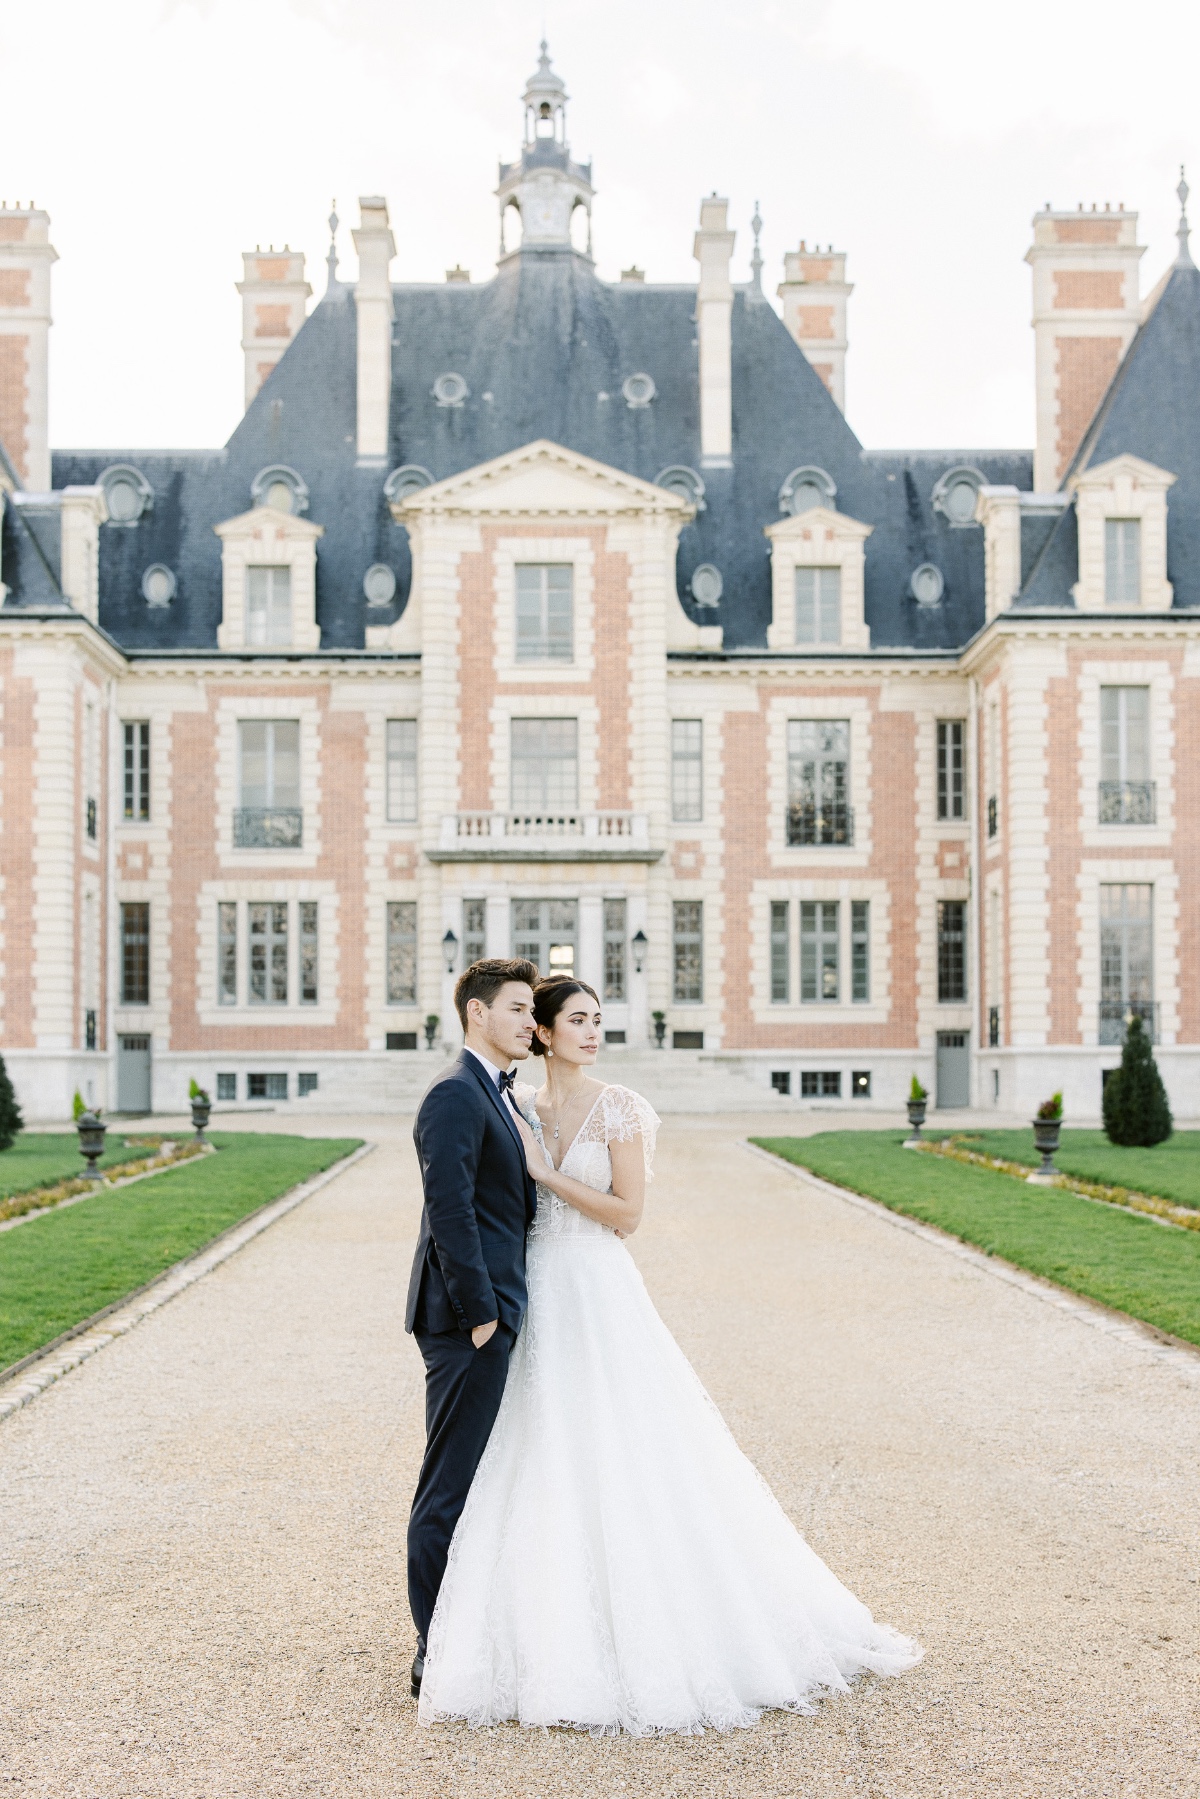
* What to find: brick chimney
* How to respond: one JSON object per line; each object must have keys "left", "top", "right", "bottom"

{"left": 1026, "top": 204, "right": 1143, "bottom": 490}
{"left": 778, "top": 242, "right": 852, "bottom": 413}
{"left": 0, "top": 204, "right": 56, "bottom": 490}
{"left": 236, "top": 247, "right": 311, "bottom": 410}
{"left": 693, "top": 195, "right": 735, "bottom": 468}
{"left": 352, "top": 196, "right": 396, "bottom": 464}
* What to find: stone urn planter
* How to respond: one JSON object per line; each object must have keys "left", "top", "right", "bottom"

{"left": 1027, "top": 1116, "right": 1063, "bottom": 1184}
{"left": 903, "top": 1096, "right": 927, "bottom": 1148}
{"left": 652, "top": 1012, "right": 667, "bottom": 1050}
{"left": 190, "top": 1092, "right": 212, "bottom": 1143}
{"left": 75, "top": 1110, "right": 108, "bottom": 1181}
{"left": 424, "top": 1014, "right": 440, "bottom": 1050}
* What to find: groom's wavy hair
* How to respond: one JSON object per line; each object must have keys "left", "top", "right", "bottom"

{"left": 454, "top": 957, "right": 540, "bottom": 1029}
{"left": 529, "top": 976, "right": 601, "bottom": 1057}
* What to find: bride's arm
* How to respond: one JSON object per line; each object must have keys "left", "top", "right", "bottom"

{"left": 513, "top": 1114, "right": 645, "bottom": 1235}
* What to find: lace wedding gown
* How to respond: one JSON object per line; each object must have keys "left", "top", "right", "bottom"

{"left": 419, "top": 1083, "right": 920, "bottom": 1734}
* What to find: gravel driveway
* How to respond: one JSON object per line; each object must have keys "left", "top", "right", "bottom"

{"left": 1, "top": 1111, "right": 1197, "bottom": 1798}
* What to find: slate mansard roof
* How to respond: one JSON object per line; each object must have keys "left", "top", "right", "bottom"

{"left": 37, "top": 246, "right": 1043, "bottom": 653}
{"left": 1020, "top": 260, "right": 1200, "bottom": 609}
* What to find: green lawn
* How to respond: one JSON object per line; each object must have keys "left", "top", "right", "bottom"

{"left": 0, "top": 1133, "right": 360, "bottom": 1372}
{"left": 949, "top": 1128, "right": 1200, "bottom": 1209}
{"left": 0, "top": 1131, "right": 166, "bottom": 1201}
{"left": 754, "top": 1131, "right": 1200, "bottom": 1348}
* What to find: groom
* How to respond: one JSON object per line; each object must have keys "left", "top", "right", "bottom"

{"left": 405, "top": 957, "right": 540, "bottom": 1698}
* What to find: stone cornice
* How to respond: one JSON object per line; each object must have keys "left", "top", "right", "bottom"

{"left": 0, "top": 606, "right": 128, "bottom": 674}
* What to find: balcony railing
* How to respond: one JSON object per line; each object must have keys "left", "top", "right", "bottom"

{"left": 786, "top": 801, "right": 854, "bottom": 848}
{"left": 1098, "top": 780, "right": 1156, "bottom": 825}
{"left": 233, "top": 807, "right": 303, "bottom": 849}
{"left": 1098, "top": 999, "right": 1159, "bottom": 1045}
{"left": 433, "top": 811, "right": 659, "bottom": 861}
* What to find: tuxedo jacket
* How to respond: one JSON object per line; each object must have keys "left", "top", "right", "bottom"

{"left": 406, "top": 1050, "right": 538, "bottom": 1338}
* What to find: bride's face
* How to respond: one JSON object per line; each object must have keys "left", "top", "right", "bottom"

{"left": 540, "top": 996, "right": 602, "bottom": 1065}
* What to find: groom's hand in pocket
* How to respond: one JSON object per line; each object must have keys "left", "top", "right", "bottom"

{"left": 471, "top": 1319, "right": 498, "bottom": 1349}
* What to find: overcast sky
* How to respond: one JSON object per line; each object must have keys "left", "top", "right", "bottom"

{"left": 2, "top": 0, "right": 1196, "bottom": 455}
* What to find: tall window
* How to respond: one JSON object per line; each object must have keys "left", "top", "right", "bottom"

{"left": 937, "top": 900, "right": 967, "bottom": 1003}
{"left": 672, "top": 901, "right": 703, "bottom": 1002}
{"left": 299, "top": 901, "right": 319, "bottom": 1004}
{"left": 515, "top": 564, "right": 573, "bottom": 662}
{"left": 770, "top": 900, "right": 790, "bottom": 1003}
{"left": 851, "top": 899, "right": 870, "bottom": 1002}
{"left": 239, "top": 720, "right": 300, "bottom": 810}
{"left": 84, "top": 701, "right": 98, "bottom": 840}
{"left": 510, "top": 718, "right": 578, "bottom": 811}
{"left": 387, "top": 901, "right": 418, "bottom": 1004}
{"left": 800, "top": 901, "right": 839, "bottom": 1002}
{"left": 1099, "top": 686, "right": 1153, "bottom": 823}
{"left": 1105, "top": 519, "right": 1141, "bottom": 606}
{"left": 218, "top": 902, "right": 237, "bottom": 1004}
{"left": 603, "top": 898, "right": 627, "bottom": 1001}
{"left": 124, "top": 721, "right": 150, "bottom": 821}
{"left": 120, "top": 902, "right": 150, "bottom": 1005}
{"left": 787, "top": 720, "right": 851, "bottom": 846}
{"left": 671, "top": 720, "right": 703, "bottom": 822}
{"left": 248, "top": 902, "right": 288, "bottom": 1005}
{"left": 386, "top": 719, "right": 418, "bottom": 823}
{"left": 462, "top": 898, "right": 487, "bottom": 966}
{"left": 937, "top": 720, "right": 965, "bottom": 820}
{"left": 1100, "top": 884, "right": 1153, "bottom": 1041}
{"left": 245, "top": 565, "right": 292, "bottom": 645}
{"left": 794, "top": 568, "right": 841, "bottom": 645}
{"left": 986, "top": 700, "right": 999, "bottom": 839}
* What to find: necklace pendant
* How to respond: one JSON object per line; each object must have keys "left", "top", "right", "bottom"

{"left": 553, "top": 1125, "right": 560, "bottom": 1139}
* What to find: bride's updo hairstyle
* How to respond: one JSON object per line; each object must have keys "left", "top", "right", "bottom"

{"left": 530, "top": 975, "right": 600, "bottom": 1057}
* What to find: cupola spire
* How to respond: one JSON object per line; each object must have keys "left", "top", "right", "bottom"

{"left": 1176, "top": 165, "right": 1195, "bottom": 270}
{"left": 496, "top": 43, "right": 594, "bottom": 261}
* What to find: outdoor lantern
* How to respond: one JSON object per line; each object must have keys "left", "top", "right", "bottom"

{"left": 631, "top": 929, "right": 648, "bottom": 974}
{"left": 75, "top": 1110, "right": 108, "bottom": 1181}
{"left": 442, "top": 928, "right": 459, "bottom": 974}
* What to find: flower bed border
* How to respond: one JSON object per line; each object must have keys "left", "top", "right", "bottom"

{"left": 0, "top": 1138, "right": 210, "bottom": 1228}
{"left": 917, "top": 1136, "right": 1199, "bottom": 1232}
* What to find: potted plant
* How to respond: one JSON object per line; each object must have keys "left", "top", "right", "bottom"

{"left": 1027, "top": 1091, "right": 1063, "bottom": 1183}
{"left": 904, "top": 1075, "right": 928, "bottom": 1147}
{"left": 424, "top": 1013, "right": 440, "bottom": 1050}
{"left": 189, "top": 1078, "right": 212, "bottom": 1143}
{"left": 652, "top": 1010, "right": 667, "bottom": 1049}
{"left": 75, "top": 1108, "right": 108, "bottom": 1181}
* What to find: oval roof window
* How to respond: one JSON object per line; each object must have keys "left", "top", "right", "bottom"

{"left": 141, "top": 563, "right": 176, "bottom": 607}
{"left": 363, "top": 564, "right": 397, "bottom": 607}
{"left": 623, "top": 371, "right": 656, "bottom": 409}
{"left": 99, "top": 464, "right": 153, "bottom": 526}
{"left": 779, "top": 466, "right": 836, "bottom": 516}
{"left": 384, "top": 464, "right": 434, "bottom": 505}
{"left": 690, "top": 563, "right": 723, "bottom": 607}
{"left": 250, "top": 464, "right": 309, "bottom": 515}
{"left": 931, "top": 465, "right": 984, "bottom": 527}
{"left": 655, "top": 465, "right": 706, "bottom": 511}
{"left": 910, "top": 563, "right": 945, "bottom": 607}
{"left": 432, "top": 372, "right": 468, "bottom": 408}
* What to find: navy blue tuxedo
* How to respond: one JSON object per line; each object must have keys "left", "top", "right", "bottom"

{"left": 406, "top": 1049, "right": 537, "bottom": 1647}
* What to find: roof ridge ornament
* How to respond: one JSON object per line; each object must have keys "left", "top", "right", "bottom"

{"left": 326, "top": 200, "right": 339, "bottom": 291}
{"left": 1176, "top": 166, "right": 1195, "bottom": 269}
{"left": 748, "top": 201, "right": 764, "bottom": 301}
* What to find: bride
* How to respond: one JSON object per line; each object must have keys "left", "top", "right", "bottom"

{"left": 418, "top": 974, "right": 921, "bottom": 1734}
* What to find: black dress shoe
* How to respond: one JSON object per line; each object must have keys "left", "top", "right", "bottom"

{"left": 411, "top": 1646, "right": 425, "bottom": 1698}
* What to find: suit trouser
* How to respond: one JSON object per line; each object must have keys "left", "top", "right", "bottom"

{"left": 407, "top": 1322, "right": 516, "bottom": 1648}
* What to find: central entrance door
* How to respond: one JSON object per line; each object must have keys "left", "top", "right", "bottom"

{"left": 511, "top": 899, "right": 577, "bottom": 980}
{"left": 936, "top": 1031, "right": 970, "bottom": 1109}
{"left": 117, "top": 1034, "right": 152, "bottom": 1113}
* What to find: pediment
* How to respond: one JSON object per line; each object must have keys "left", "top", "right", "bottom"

{"left": 764, "top": 504, "right": 873, "bottom": 543}
{"left": 213, "top": 505, "right": 324, "bottom": 541}
{"left": 1071, "top": 452, "right": 1177, "bottom": 494}
{"left": 394, "top": 439, "right": 695, "bottom": 521}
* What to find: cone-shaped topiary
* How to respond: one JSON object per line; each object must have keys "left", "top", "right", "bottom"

{"left": 1102, "top": 1014, "right": 1173, "bottom": 1147}
{"left": 0, "top": 1052, "right": 24, "bottom": 1152}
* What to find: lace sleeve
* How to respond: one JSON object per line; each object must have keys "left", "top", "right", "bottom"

{"left": 599, "top": 1085, "right": 661, "bottom": 1181}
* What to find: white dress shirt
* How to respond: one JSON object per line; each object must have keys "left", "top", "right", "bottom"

{"left": 466, "top": 1047, "right": 521, "bottom": 1121}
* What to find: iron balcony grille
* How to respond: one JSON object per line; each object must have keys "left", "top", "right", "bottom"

{"left": 233, "top": 807, "right": 303, "bottom": 849}
{"left": 1098, "top": 780, "right": 1156, "bottom": 825}
{"left": 786, "top": 801, "right": 854, "bottom": 848}
{"left": 1098, "top": 999, "right": 1159, "bottom": 1045}
{"left": 988, "top": 1005, "right": 1000, "bottom": 1048}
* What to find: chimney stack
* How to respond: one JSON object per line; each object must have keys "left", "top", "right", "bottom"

{"left": 778, "top": 242, "right": 852, "bottom": 413}
{"left": 0, "top": 204, "right": 56, "bottom": 490}
{"left": 693, "top": 195, "right": 735, "bottom": 468}
{"left": 236, "top": 248, "right": 311, "bottom": 410}
{"left": 1026, "top": 204, "right": 1143, "bottom": 490}
{"left": 353, "top": 196, "right": 396, "bottom": 464}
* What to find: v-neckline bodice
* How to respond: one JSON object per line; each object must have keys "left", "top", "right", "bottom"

{"left": 537, "top": 1083, "right": 608, "bottom": 1172}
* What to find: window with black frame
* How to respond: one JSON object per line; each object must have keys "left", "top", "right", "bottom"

{"left": 937, "top": 900, "right": 967, "bottom": 1003}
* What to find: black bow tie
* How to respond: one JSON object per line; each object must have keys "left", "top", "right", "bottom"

{"left": 497, "top": 1068, "right": 516, "bottom": 1095}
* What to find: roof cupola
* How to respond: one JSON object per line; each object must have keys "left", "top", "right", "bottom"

{"left": 497, "top": 43, "right": 594, "bottom": 260}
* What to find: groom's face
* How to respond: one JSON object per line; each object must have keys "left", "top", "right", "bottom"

{"left": 473, "top": 982, "right": 536, "bottom": 1063}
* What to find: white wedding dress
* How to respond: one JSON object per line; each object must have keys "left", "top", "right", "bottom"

{"left": 418, "top": 1083, "right": 921, "bottom": 1734}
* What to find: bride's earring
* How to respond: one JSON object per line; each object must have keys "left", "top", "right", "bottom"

{"left": 546, "top": 1046, "right": 553, "bottom": 1058}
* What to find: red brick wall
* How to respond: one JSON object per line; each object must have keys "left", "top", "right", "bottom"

{"left": 1055, "top": 335, "right": 1122, "bottom": 481}
{"left": 1052, "top": 271, "right": 1124, "bottom": 309}
{"left": 1052, "top": 219, "right": 1122, "bottom": 245}
{"left": 0, "top": 335, "right": 29, "bottom": 482}
{"left": 0, "top": 270, "right": 30, "bottom": 307}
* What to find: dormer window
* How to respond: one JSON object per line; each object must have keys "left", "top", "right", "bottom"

{"left": 1105, "top": 519, "right": 1141, "bottom": 605}
{"left": 795, "top": 568, "right": 840, "bottom": 644}
{"left": 250, "top": 464, "right": 309, "bottom": 516}
{"left": 245, "top": 567, "right": 292, "bottom": 646}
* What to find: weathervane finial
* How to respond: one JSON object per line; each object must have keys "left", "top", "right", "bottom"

{"left": 326, "top": 200, "right": 340, "bottom": 292}
{"left": 749, "top": 200, "right": 764, "bottom": 299}
{"left": 1177, "top": 165, "right": 1195, "bottom": 269}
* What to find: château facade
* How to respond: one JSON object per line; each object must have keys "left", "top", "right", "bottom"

{"left": 2, "top": 47, "right": 1199, "bottom": 1121}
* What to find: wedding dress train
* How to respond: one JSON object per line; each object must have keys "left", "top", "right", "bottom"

{"left": 418, "top": 1084, "right": 920, "bottom": 1734}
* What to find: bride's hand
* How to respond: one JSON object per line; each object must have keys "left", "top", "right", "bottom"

{"left": 513, "top": 1111, "right": 555, "bottom": 1180}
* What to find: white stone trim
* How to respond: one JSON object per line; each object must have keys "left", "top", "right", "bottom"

{"left": 489, "top": 535, "right": 596, "bottom": 683}
{"left": 215, "top": 694, "right": 322, "bottom": 871}
{"left": 765, "top": 692, "right": 872, "bottom": 868}
{"left": 1070, "top": 454, "right": 1176, "bottom": 612}
{"left": 214, "top": 507, "right": 324, "bottom": 651}
{"left": 764, "top": 506, "right": 872, "bottom": 650}
{"left": 194, "top": 882, "right": 339, "bottom": 1026}
{"left": 749, "top": 876, "right": 890, "bottom": 1023}
{"left": 1076, "top": 658, "right": 1174, "bottom": 849}
{"left": 1074, "top": 858, "right": 1178, "bottom": 1047}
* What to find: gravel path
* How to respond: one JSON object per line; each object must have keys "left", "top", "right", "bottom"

{"left": 1, "top": 1111, "right": 1197, "bottom": 1798}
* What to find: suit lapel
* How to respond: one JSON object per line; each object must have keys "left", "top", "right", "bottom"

{"left": 461, "top": 1050, "right": 525, "bottom": 1157}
